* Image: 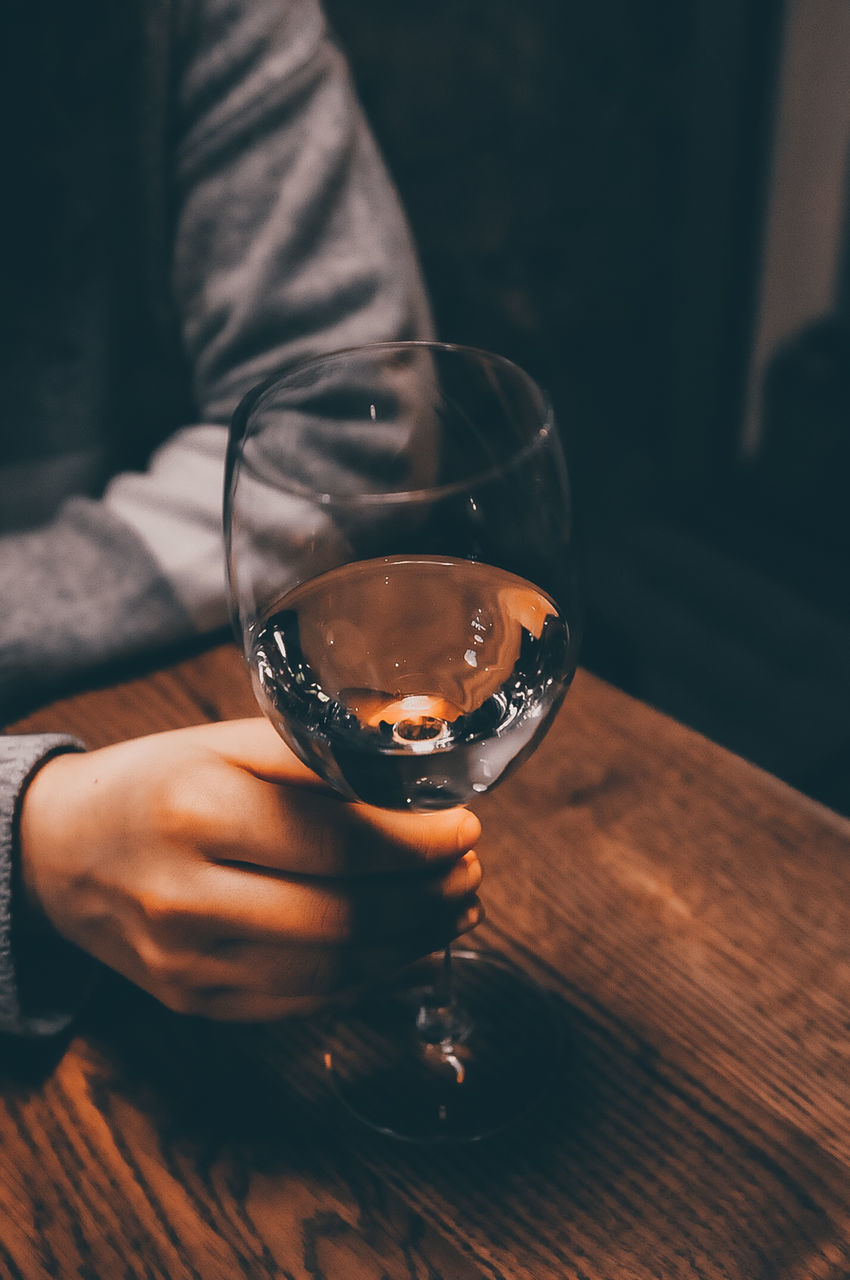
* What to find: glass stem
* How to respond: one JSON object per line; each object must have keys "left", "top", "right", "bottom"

{"left": 415, "top": 943, "right": 471, "bottom": 1048}
{"left": 435, "top": 943, "right": 454, "bottom": 1010}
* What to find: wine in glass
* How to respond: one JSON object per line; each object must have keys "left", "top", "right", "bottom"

{"left": 225, "top": 341, "right": 580, "bottom": 1141}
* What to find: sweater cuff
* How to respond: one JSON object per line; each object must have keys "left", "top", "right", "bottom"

{"left": 0, "top": 734, "right": 95, "bottom": 1037}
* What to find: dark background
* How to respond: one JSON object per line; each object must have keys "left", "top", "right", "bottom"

{"left": 325, "top": 0, "right": 850, "bottom": 817}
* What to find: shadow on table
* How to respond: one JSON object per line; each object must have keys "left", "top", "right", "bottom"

{"left": 74, "top": 963, "right": 601, "bottom": 1168}
{"left": 74, "top": 964, "right": 846, "bottom": 1279}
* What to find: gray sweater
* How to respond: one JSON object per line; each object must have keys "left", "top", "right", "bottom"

{"left": 0, "top": 0, "right": 430, "bottom": 1034}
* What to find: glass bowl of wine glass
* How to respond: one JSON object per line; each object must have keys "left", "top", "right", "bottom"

{"left": 225, "top": 341, "right": 581, "bottom": 1142}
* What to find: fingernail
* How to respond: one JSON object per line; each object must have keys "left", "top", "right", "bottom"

{"left": 462, "top": 851, "right": 483, "bottom": 888}
{"left": 457, "top": 810, "right": 481, "bottom": 851}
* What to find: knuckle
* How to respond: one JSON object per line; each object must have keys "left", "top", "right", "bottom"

{"left": 300, "top": 950, "right": 337, "bottom": 998}
{"left": 144, "top": 953, "right": 221, "bottom": 1016}
{"left": 150, "top": 765, "right": 220, "bottom": 848}
{"left": 465, "top": 854, "right": 484, "bottom": 891}
{"left": 308, "top": 820, "right": 346, "bottom": 874}
{"left": 266, "top": 947, "right": 348, "bottom": 1001}
{"left": 204, "top": 991, "right": 321, "bottom": 1022}
{"left": 421, "top": 823, "right": 453, "bottom": 859}
{"left": 176, "top": 984, "right": 231, "bottom": 1017}
{"left": 319, "top": 947, "right": 361, "bottom": 996}
{"left": 135, "top": 933, "right": 182, "bottom": 990}
{"left": 447, "top": 851, "right": 482, "bottom": 896}
{"left": 156, "top": 982, "right": 203, "bottom": 1017}
{"left": 135, "top": 873, "right": 192, "bottom": 939}
{"left": 252, "top": 994, "right": 323, "bottom": 1021}
{"left": 414, "top": 814, "right": 468, "bottom": 860}
{"left": 313, "top": 893, "right": 350, "bottom": 944}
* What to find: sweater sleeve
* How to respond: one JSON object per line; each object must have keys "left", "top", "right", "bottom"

{"left": 103, "top": 0, "right": 434, "bottom": 634}
{"left": 0, "top": 504, "right": 195, "bottom": 721}
{"left": 0, "top": 734, "right": 95, "bottom": 1038}
{"left": 0, "top": 0, "right": 433, "bottom": 715}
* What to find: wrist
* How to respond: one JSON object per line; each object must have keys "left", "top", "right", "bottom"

{"left": 17, "top": 748, "right": 85, "bottom": 938}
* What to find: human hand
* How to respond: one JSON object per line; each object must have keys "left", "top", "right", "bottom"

{"left": 18, "top": 719, "right": 482, "bottom": 1021}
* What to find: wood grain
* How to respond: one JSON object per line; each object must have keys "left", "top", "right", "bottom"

{"left": 3, "top": 644, "right": 850, "bottom": 1278}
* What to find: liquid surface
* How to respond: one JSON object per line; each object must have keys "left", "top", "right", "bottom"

{"left": 250, "top": 555, "right": 575, "bottom": 809}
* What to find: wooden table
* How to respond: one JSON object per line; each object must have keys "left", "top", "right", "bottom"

{"left": 3, "top": 645, "right": 850, "bottom": 1279}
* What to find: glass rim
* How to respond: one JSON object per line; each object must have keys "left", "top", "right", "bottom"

{"left": 227, "top": 340, "right": 556, "bottom": 508}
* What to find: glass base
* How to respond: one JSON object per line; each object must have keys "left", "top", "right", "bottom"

{"left": 323, "top": 948, "right": 564, "bottom": 1144}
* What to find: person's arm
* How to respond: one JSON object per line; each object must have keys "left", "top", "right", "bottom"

{"left": 105, "top": 0, "right": 432, "bottom": 633}
{"left": 0, "top": 0, "right": 432, "bottom": 714}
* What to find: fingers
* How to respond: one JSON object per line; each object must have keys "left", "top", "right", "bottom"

{"left": 160, "top": 848, "right": 483, "bottom": 948}
{"left": 146, "top": 900, "right": 484, "bottom": 1020}
{"left": 353, "top": 803, "right": 482, "bottom": 863}
{"left": 176, "top": 757, "right": 481, "bottom": 876}
{"left": 19, "top": 716, "right": 489, "bottom": 1030}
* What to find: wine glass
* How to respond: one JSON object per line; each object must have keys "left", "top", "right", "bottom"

{"left": 225, "top": 341, "right": 581, "bottom": 1142}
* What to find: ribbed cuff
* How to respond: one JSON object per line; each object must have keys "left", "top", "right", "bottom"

{"left": 0, "top": 734, "right": 95, "bottom": 1037}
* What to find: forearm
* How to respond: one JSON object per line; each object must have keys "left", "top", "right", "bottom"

{"left": 0, "top": 0, "right": 433, "bottom": 714}
{"left": 0, "top": 500, "right": 194, "bottom": 719}
{"left": 171, "top": 0, "right": 433, "bottom": 419}
{"left": 104, "top": 0, "right": 433, "bottom": 629}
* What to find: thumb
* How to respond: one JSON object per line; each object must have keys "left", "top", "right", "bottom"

{"left": 175, "top": 717, "right": 482, "bottom": 857}
{"left": 151, "top": 718, "right": 329, "bottom": 788}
